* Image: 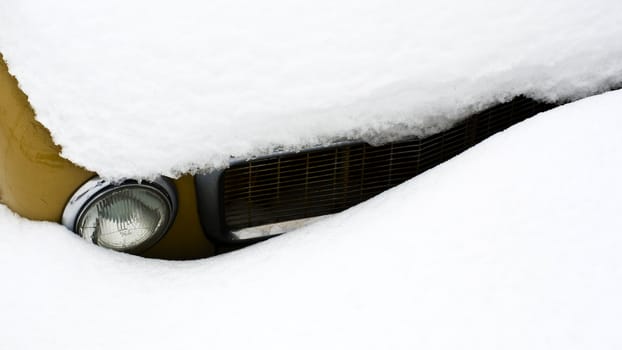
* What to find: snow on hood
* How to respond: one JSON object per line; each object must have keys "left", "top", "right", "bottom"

{"left": 1, "top": 0, "right": 622, "bottom": 178}
{"left": 1, "top": 89, "right": 622, "bottom": 349}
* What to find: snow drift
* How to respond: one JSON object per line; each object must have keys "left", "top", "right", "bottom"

{"left": 1, "top": 0, "right": 622, "bottom": 178}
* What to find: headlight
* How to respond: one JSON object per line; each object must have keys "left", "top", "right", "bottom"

{"left": 62, "top": 177, "right": 177, "bottom": 253}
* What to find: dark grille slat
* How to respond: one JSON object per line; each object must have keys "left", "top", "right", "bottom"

{"left": 224, "top": 162, "right": 428, "bottom": 200}
{"left": 226, "top": 182, "right": 414, "bottom": 214}
{"left": 226, "top": 187, "right": 391, "bottom": 224}
{"left": 225, "top": 145, "right": 423, "bottom": 178}
{"left": 225, "top": 174, "right": 416, "bottom": 206}
{"left": 223, "top": 149, "right": 432, "bottom": 195}
{"left": 222, "top": 96, "right": 554, "bottom": 231}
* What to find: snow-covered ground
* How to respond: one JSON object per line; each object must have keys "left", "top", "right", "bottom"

{"left": 1, "top": 90, "right": 621, "bottom": 349}
{"left": 2, "top": 0, "right": 622, "bottom": 178}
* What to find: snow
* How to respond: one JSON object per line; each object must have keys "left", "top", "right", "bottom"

{"left": 1, "top": 90, "right": 622, "bottom": 349}
{"left": 1, "top": 0, "right": 622, "bottom": 178}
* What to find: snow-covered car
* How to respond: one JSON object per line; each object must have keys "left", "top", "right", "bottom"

{"left": 0, "top": 56, "right": 559, "bottom": 258}
{"left": 3, "top": 82, "right": 622, "bottom": 350}
{"left": 1, "top": 0, "right": 622, "bottom": 259}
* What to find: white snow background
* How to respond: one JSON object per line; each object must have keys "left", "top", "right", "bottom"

{"left": 1, "top": 0, "right": 622, "bottom": 178}
{"left": 1, "top": 90, "right": 621, "bottom": 349}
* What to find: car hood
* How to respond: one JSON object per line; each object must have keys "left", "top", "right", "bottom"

{"left": 1, "top": 0, "right": 622, "bottom": 178}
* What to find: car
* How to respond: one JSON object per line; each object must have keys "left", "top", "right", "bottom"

{"left": 0, "top": 55, "right": 572, "bottom": 259}
{"left": 3, "top": 83, "right": 622, "bottom": 349}
{"left": 0, "top": 54, "right": 559, "bottom": 258}
{"left": 2, "top": 1, "right": 621, "bottom": 260}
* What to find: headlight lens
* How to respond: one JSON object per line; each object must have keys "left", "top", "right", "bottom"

{"left": 63, "top": 178, "right": 177, "bottom": 253}
{"left": 77, "top": 185, "right": 172, "bottom": 251}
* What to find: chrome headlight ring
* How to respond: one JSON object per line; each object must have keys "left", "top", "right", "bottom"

{"left": 62, "top": 177, "right": 178, "bottom": 254}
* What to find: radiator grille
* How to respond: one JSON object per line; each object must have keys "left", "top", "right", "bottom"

{"left": 222, "top": 97, "right": 553, "bottom": 232}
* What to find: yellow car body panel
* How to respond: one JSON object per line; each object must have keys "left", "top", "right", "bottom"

{"left": 0, "top": 56, "right": 214, "bottom": 259}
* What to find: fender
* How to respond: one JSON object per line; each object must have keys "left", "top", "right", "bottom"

{"left": 0, "top": 55, "right": 93, "bottom": 221}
